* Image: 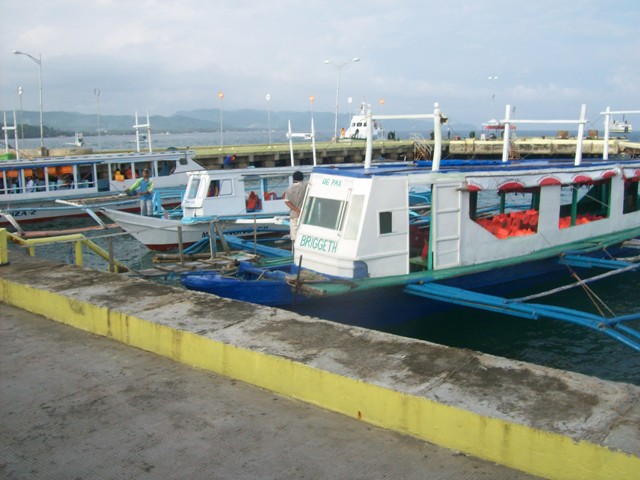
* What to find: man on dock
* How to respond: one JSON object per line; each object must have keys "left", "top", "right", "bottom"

{"left": 125, "top": 168, "right": 154, "bottom": 216}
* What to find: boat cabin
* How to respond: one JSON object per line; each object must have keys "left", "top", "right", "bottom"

{"left": 181, "top": 166, "right": 314, "bottom": 221}
{"left": 296, "top": 160, "right": 640, "bottom": 280}
{"left": 0, "top": 150, "right": 198, "bottom": 201}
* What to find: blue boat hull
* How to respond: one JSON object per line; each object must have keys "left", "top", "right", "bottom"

{"left": 181, "top": 253, "right": 602, "bottom": 327}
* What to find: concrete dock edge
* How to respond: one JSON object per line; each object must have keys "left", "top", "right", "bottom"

{"left": 1, "top": 256, "right": 638, "bottom": 480}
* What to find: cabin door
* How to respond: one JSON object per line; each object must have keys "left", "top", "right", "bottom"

{"left": 431, "top": 182, "right": 462, "bottom": 269}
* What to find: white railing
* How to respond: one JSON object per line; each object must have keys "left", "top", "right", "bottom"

{"left": 500, "top": 104, "right": 588, "bottom": 165}
{"left": 366, "top": 103, "right": 444, "bottom": 170}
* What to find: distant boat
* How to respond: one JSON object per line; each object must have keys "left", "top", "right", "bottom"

{"left": 481, "top": 118, "right": 516, "bottom": 131}
{"left": 610, "top": 117, "right": 632, "bottom": 134}
{"left": 64, "top": 132, "right": 84, "bottom": 147}
{"left": 340, "top": 102, "right": 381, "bottom": 140}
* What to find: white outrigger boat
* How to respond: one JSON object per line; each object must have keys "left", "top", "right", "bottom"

{"left": 101, "top": 120, "right": 321, "bottom": 251}
{"left": 0, "top": 149, "right": 202, "bottom": 225}
{"left": 101, "top": 165, "right": 315, "bottom": 251}
{"left": 181, "top": 103, "right": 640, "bottom": 352}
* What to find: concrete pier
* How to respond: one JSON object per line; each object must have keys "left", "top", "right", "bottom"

{"left": 1, "top": 254, "right": 639, "bottom": 480}
{"left": 190, "top": 137, "right": 640, "bottom": 168}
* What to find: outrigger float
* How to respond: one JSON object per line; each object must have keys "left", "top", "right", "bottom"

{"left": 181, "top": 103, "right": 640, "bottom": 351}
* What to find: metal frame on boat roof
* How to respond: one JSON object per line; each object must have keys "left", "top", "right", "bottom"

{"left": 500, "top": 104, "right": 588, "bottom": 165}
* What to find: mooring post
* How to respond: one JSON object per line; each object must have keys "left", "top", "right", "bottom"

{"left": 0, "top": 228, "right": 8, "bottom": 266}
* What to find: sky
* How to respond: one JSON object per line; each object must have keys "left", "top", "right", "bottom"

{"left": 1, "top": 0, "right": 639, "bottom": 129}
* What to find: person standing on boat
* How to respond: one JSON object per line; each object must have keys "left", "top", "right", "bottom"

{"left": 284, "top": 171, "right": 308, "bottom": 241}
{"left": 125, "top": 168, "right": 154, "bottom": 216}
{"left": 26, "top": 176, "right": 36, "bottom": 193}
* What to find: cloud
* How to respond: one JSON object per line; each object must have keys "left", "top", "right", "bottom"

{"left": 1, "top": 0, "right": 639, "bottom": 127}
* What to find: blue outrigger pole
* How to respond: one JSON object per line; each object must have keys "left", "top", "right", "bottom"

{"left": 405, "top": 280, "right": 640, "bottom": 353}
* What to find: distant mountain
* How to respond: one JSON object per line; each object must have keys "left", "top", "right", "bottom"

{"left": 4, "top": 108, "right": 476, "bottom": 137}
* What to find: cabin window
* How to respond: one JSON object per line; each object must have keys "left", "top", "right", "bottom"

{"left": 343, "top": 195, "right": 364, "bottom": 240}
{"left": 77, "top": 164, "right": 94, "bottom": 188}
{"left": 472, "top": 187, "right": 540, "bottom": 239}
{"left": 302, "top": 197, "right": 346, "bottom": 231}
{"left": 558, "top": 180, "right": 610, "bottom": 229}
{"left": 186, "top": 178, "right": 202, "bottom": 200}
{"left": 623, "top": 179, "right": 639, "bottom": 214}
{"left": 379, "top": 211, "right": 393, "bottom": 234}
{"left": 157, "top": 160, "right": 174, "bottom": 176}
{"left": 262, "top": 175, "right": 291, "bottom": 199}
{"left": 207, "top": 179, "right": 232, "bottom": 197}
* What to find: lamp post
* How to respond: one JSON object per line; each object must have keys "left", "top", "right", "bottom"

{"left": 265, "top": 93, "right": 272, "bottom": 146}
{"left": 13, "top": 50, "right": 44, "bottom": 150}
{"left": 17, "top": 86, "right": 24, "bottom": 142}
{"left": 379, "top": 98, "right": 385, "bottom": 139}
{"left": 324, "top": 57, "right": 359, "bottom": 142}
{"left": 218, "top": 91, "right": 224, "bottom": 149}
{"left": 94, "top": 88, "right": 102, "bottom": 150}
{"left": 488, "top": 75, "right": 498, "bottom": 121}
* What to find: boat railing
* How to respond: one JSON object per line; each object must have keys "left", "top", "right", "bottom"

{"left": 500, "top": 104, "right": 588, "bottom": 165}
{"left": 367, "top": 103, "right": 444, "bottom": 170}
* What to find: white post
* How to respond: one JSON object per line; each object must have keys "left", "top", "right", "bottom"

{"left": 501, "top": 104, "right": 512, "bottom": 162}
{"left": 432, "top": 103, "right": 442, "bottom": 171}
{"left": 311, "top": 118, "right": 317, "bottom": 166}
{"left": 134, "top": 111, "right": 141, "bottom": 153}
{"left": 602, "top": 106, "right": 611, "bottom": 161}
{"left": 13, "top": 111, "right": 19, "bottom": 160}
{"left": 287, "top": 120, "right": 295, "bottom": 166}
{"left": 574, "top": 104, "right": 586, "bottom": 166}
{"left": 146, "top": 110, "right": 153, "bottom": 153}
{"left": 364, "top": 108, "right": 373, "bottom": 168}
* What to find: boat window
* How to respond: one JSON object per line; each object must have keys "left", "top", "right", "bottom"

{"left": 472, "top": 188, "right": 541, "bottom": 239}
{"left": 207, "top": 179, "right": 233, "bottom": 197}
{"left": 263, "top": 175, "right": 291, "bottom": 199}
{"left": 186, "top": 178, "right": 202, "bottom": 200}
{"left": 157, "top": 160, "right": 174, "bottom": 176}
{"left": 623, "top": 179, "right": 639, "bottom": 214}
{"left": 343, "top": 194, "right": 364, "bottom": 240}
{"left": 558, "top": 180, "right": 610, "bottom": 228}
{"left": 302, "top": 197, "right": 346, "bottom": 231}
{"left": 77, "top": 164, "right": 94, "bottom": 188}
{"left": 379, "top": 211, "right": 392, "bottom": 234}
{"left": 179, "top": 156, "right": 188, "bottom": 165}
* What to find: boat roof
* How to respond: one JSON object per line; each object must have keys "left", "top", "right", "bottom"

{"left": 0, "top": 149, "right": 194, "bottom": 171}
{"left": 311, "top": 157, "right": 640, "bottom": 180}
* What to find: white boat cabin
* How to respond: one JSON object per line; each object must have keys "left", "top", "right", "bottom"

{"left": 0, "top": 150, "right": 199, "bottom": 202}
{"left": 340, "top": 102, "right": 381, "bottom": 140}
{"left": 295, "top": 160, "right": 640, "bottom": 280}
{"left": 181, "top": 166, "right": 315, "bottom": 221}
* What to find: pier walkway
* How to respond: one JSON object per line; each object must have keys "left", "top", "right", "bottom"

{"left": 1, "top": 253, "right": 639, "bottom": 479}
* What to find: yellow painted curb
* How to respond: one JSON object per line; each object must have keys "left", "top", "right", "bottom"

{"left": 1, "top": 278, "right": 638, "bottom": 480}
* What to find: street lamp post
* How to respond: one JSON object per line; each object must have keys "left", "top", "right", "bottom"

{"left": 324, "top": 57, "right": 359, "bottom": 142}
{"left": 218, "top": 91, "right": 224, "bottom": 149}
{"left": 13, "top": 50, "right": 44, "bottom": 151}
{"left": 17, "top": 86, "right": 24, "bottom": 142}
{"left": 94, "top": 88, "right": 102, "bottom": 150}
{"left": 488, "top": 75, "right": 498, "bottom": 121}
{"left": 265, "top": 94, "right": 272, "bottom": 145}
